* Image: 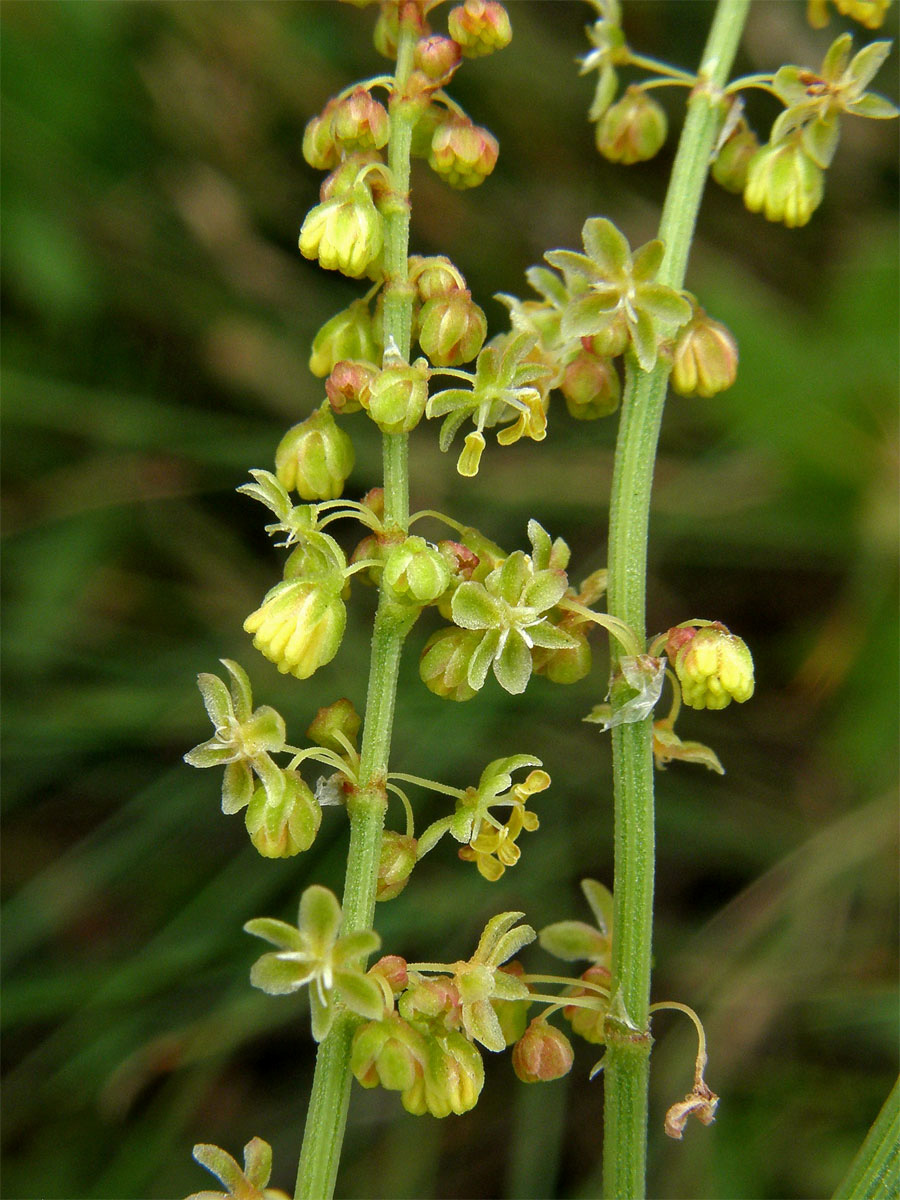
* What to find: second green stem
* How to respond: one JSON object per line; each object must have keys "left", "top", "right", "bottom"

{"left": 602, "top": 3, "right": 750, "bottom": 1197}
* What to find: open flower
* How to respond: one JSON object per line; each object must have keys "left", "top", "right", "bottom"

{"left": 184, "top": 659, "right": 287, "bottom": 814}
{"left": 546, "top": 217, "right": 691, "bottom": 371}
{"left": 448, "top": 524, "right": 577, "bottom": 694}
{"left": 417, "top": 754, "right": 549, "bottom": 881}
{"left": 245, "top": 885, "right": 383, "bottom": 1042}
{"left": 188, "top": 1137, "right": 288, "bottom": 1200}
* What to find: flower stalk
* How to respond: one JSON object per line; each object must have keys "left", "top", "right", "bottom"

{"left": 294, "top": 19, "right": 420, "bottom": 1200}
{"left": 602, "top": 3, "right": 751, "bottom": 1197}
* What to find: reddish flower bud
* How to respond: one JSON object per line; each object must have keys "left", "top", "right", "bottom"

{"left": 410, "top": 254, "right": 466, "bottom": 301}
{"left": 331, "top": 86, "right": 390, "bottom": 153}
{"left": 326, "top": 360, "right": 377, "bottom": 415}
{"left": 448, "top": 0, "right": 512, "bottom": 57}
{"left": 414, "top": 34, "right": 462, "bottom": 80}
{"left": 512, "top": 1019, "right": 574, "bottom": 1083}
{"left": 563, "top": 964, "right": 612, "bottom": 1044}
{"left": 670, "top": 309, "right": 738, "bottom": 399}
{"left": 302, "top": 98, "right": 341, "bottom": 171}
{"left": 429, "top": 118, "right": 498, "bottom": 188}
{"left": 369, "top": 955, "right": 409, "bottom": 994}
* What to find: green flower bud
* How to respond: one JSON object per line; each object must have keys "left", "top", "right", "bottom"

{"left": 711, "top": 120, "right": 760, "bottom": 194}
{"left": 309, "top": 300, "right": 380, "bottom": 377}
{"left": 376, "top": 831, "right": 418, "bottom": 901}
{"left": 743, "top": 138, "right": 824, "bottom": 228}
{"left": 560, "top": 349, "right": 621, "bottom": 419}
{"left": 318, "top": 151, "right": 385, "bottom": 203}
{"left": 414, "top": 34, "right": 462, "bottom": 81}
{"left": 670, "top": 308, "right": 738, "bottom": 399}
{"left": 512, "top": 1019, "right": 574, "bottom": 1083}
{"left": 299, "top": 183, "right": 384, "bottom": 278}
{"left": 429, "top": 118, "right": 499, "bottom": 188}
{"left": 325, "top": 360, "right": 378, "bottom": 416}
{"left": 563, "top": 964, "right": 612, "bottom": 1044}
{"left": 419, "top": 627, "right": 483, "bottom": 701}
{"left": 418, "top": 291, "right": 487, "bottom": 366}
{"left": 402, "top": 1030, "right": 484, "bottom": 1117}
{"left": 365, "top": 360, "right": 429, "bottom": 433}
{"left": 244, "top": 771, "right": 321, "bottom": 858}
{"left": 410, "top": 254, "right": 466, "bottom": 301}
{"left": 382, "top": 536, "right": 452, "bottom": 606}
{"left": 275, "top": 404, "right": 354, "bottom": 500}
{"left": 244, "top": 579, "right": 346, "bottom": 679}
{"left": 302, "top": 99, "right": 341, "bottom": 171}
{"left": 399, "top": 974, "right": 462, "bottom": 1030}
{"left": 665, "top": 622, "right": 755, "bottom": 710}
{"left": 583, "top": 314, "right": 629, "bottom": 359}
{"left": 531, "top": 625, "right": 592, "bottom": 684}
{"left": 331, "top": 86, "right": 390, "bottom": 153}
{"left": 448, "top": 0, "right": 512, "bottom": 57}
{"left": 491, "top": 962, "right": 530, "bottom": 1046}
{"left": 306, "top": 698, "right": 361, "bottom": 754}
{"left": 596, "top": 86, "right": 667, "bottom": 164}
{"left": 352, "top": 1014, "right": 427, "bottom": 1093}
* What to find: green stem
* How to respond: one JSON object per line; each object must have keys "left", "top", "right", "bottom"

{"left": 294, "top": 21, "right": 420, "bottom": 1200}
{"left": 601, "top": 4, "right": 749, "bottom": 1198}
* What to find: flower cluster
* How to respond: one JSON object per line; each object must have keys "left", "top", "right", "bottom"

{"left": 417, "top": 754, "right": 549, "bottom": 881}
{"left": 420, "top": 519, "right": 615, "bottom": 698}
{"left": 187, "top": 1138, "right": 288, "bottom": 1200}
{"left": 722, "top": 34, "right": 898, "bottom": 227}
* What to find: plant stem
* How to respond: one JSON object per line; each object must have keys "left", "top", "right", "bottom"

{"left": 294, "top": 21, "right": 419, "bottom": 1200}
{"left": 602, "top": 3, "right": 749, "bottom": 1197}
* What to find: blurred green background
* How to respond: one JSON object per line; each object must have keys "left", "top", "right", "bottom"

{"left": 2, "top": 2, "right": 897, "bottom": 1198}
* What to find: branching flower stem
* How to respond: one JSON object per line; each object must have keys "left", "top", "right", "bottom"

{"left": 602, "top": 3, "right": 749, "bottom": 1197}
{"left": 294, "top": 20, "right": 420, "bottom": 1200}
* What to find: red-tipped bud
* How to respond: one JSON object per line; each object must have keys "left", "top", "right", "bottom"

{"left": 331, "top": 86, "right": 390, "bottom": 153}
{"left": 563, "top": 964, "right": 612, "bottom": 1044}
{"left": 302, "top": 98, "right": 341, "bottom": 171}
{"left": 410, "top": 253, "right": 466, "bottom": 301}
{"left": 670, "top": 309, "right": 738, "bottom": 399}
{"left": 369, "top": 955, "right": 409, "bottom": 994}
{"left": 414, "top": 34, "right": 463, "bottom": 80}
{"left": 512, "top": 1020, "right": 574, "bottom": 1083}
{"left": 664, "top": 622, "right": 755, "bottom": 710}
{"left": 429, "top": 118, "right": 498, "bottom": 188}
{"left": 326, "top": 359, "right": 378, "bottom": 415}
{"left": 418, "top": 290, "right": 487, "bottom": 366}
{"left": 448, "top": 0, "right": 512, "bottom": 57}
